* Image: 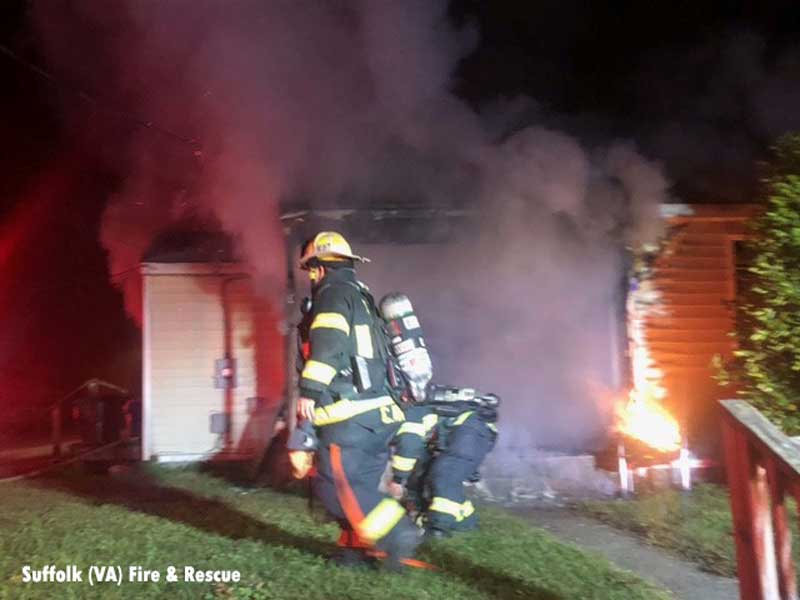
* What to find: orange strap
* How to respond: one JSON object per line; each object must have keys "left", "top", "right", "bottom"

{"left": 329, "top": 444, "right": 366, "bottom": 527}
{"left": 401, "top": 558, "right": 439, "bottom": 571}
{"left": 336, "top": 529, "right": 370, "bottom": 549}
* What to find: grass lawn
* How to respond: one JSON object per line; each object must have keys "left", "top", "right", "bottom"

{"left": 0, "top": 465, "right": 671, "bottom": 600}
{"left": 581, "top": 484, "right": 759, "bottom": 577}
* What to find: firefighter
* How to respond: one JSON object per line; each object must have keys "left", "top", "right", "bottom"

{"left": 390, "top": 389, "right": 498, "bottom": 538}
{"left": 294, "top": 231, "right": 420, "bottom": 569}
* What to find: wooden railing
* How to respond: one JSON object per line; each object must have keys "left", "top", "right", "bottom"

{"left": 721, "top": 399, "right": 800, "bottom": 600}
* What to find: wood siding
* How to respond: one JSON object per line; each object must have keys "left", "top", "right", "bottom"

{"left": 644, "top": 218, "right": 750, "bottom": 439}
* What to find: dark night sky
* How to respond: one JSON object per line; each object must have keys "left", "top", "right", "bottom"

{"left": 1, "top": 1, "right": 800, "bottom": 429}
{"left": 455, "top": 2, "right": 800, "bottom": 113}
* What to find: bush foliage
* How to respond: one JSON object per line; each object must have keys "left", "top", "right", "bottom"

{"left": 726, "top": 134, "right": 800, "bottom": 433}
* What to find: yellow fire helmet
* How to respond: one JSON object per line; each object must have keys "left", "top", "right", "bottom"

{"left": 299, "top": 231, "right": 370, "bottom": 268}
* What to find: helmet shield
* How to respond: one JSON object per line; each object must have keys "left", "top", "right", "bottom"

{"left": 299, "top": 231, "right": 370, "bottom": 268}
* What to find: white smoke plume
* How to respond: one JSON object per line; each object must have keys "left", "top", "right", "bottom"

{"left": 32, "top": 1, "right": 667, "bottom": 450}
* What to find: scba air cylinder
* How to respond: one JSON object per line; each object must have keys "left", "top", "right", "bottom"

{"left": 379, "top": 292, "right": 433, "bottom": 402}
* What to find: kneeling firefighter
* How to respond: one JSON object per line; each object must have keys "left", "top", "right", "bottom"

{"left": 396, "top": 387, "right": 498, "bottom": 537}
{"left": 287, "top": 232, "right": 420, "bottom": 569}
{"left": 380, "top": 294, "right": 499, "bottom": 538}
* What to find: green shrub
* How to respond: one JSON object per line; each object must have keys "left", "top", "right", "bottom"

{"left": 723, "top": 134, "right": 800, "bottom": 433}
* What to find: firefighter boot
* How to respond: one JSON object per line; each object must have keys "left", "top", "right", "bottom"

{"left": 423, "top": 526, "right": 450, "bottom": 542}
{"left": 331, "top": 528, "right": 378, "bottom": 570}
{"left": 381, "top": 527, "right": 421, "bottom": 572}
{"left": 331, "top": 548, "right": 378, "bottom": 569}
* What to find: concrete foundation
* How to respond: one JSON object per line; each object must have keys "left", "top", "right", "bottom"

{"left": 475, "top": 450, "right": 618, "bottom": 504}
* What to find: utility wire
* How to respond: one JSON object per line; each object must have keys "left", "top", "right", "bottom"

{"left": 0, "top": 43, "right": 203, "bottom": 153}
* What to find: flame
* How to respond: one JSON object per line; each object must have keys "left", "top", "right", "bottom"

{"left": 616, "top": 386, "right": 681, "bottom": 453}
{"left": 617, "top": 282, "right": 681, "bottom": 453}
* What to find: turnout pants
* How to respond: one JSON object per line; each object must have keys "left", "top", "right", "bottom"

{"left": 428, "top": 417, "right": 495, "bottom": 532}
{"left": 313, "top": 419, "right": 419, "bottom": 554}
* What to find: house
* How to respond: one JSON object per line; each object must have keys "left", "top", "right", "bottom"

{"left": 138, "top": 204, "right": 758, "bottom": 464}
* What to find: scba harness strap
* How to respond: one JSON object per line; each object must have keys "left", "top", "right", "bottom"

{"left": 313, "top": 279, "right": 398, "bottom": 398}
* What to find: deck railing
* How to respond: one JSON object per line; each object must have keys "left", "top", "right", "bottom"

{"left": 720, "top": 399, "right": 800, "bottom": 600}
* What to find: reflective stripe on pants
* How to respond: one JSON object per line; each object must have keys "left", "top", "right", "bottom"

{"left": 429, "top": 497, "right": 475, "bottom": 522}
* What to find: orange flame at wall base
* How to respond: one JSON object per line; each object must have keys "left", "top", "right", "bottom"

{"left": 616, "top": 348, "right": 681, "bottom": 453}
{"left": 616, "top": 389, "right": 681, "bottom": 453}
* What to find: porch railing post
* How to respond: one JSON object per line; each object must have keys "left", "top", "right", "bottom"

{"left": 765, "top": 459, "right": 797, "bottom": 600}
{"left": 722, "top": 418, "right": 779, "bottom": 600}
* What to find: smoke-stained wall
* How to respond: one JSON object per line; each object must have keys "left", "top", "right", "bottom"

{"left": 32, "top": 1, "right": 668, "bottom": 451}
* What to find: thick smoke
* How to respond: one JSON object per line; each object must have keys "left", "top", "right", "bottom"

{"left": 358, "top": 134, "right": 666, "bottom": 450}
{"left": 32, "top": 1, "right": 667, "bottom": 451}
{"left": 33, "top": 0, "right": 483, "bottom": 318}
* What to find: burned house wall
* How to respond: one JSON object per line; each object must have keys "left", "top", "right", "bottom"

{"left": 351, "top": 241, "right": 624, "bottom": 452}
{"left": 644, "top": 208, "right": 756, "bottom": 448}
